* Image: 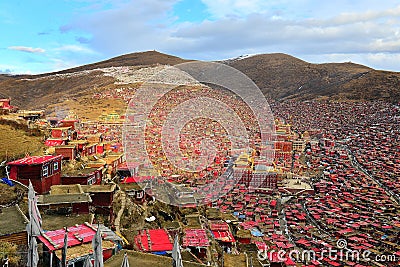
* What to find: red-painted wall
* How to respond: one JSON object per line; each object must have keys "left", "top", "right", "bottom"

{"left": 237, "top": 237, "right": 251, "bottom": 244}
{"left": 90, "top": 192, "right": 113, "bottom": 207}
{"left": 61, "top": 169, "right": 102, "bottom": 185}
{"left": 60, "top": 120, "right": 77, "bottom": 130}
{"left": 55, "top": 147, "right": 76, "bottom": 160}
{"left": 51, "top": 129, "right": 64, "bottom": 138}
{"left": 61, "top": 176, "right": 91, "bottom": 185}
{"left": 9, "top": 157, "right": 62, "bottom": 194}
{"left": 72, "top": 203, "right": 90, "bottom": 214}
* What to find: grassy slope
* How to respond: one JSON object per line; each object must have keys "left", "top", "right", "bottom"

{"left": 0, "top": 124, "right": 44, "bottom": 162}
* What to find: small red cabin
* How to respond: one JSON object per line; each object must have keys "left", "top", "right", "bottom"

{"left": 55, "top": 145, "right": 77, "bottom": 160}
{"left": 51, "top": 127, "right": 71, "bottom": 139}
{"left": 83, "top": 143, "right": 97, "bottom": 156}
{"left": 50, "top": 126, "right": 77, "bottom": 141}
{"left": 235, "top": 229, "right": 252, "bottom": 244}
{"left": 82, "top": 184, "right": 116, "bottom": 223}
{"left": 0, "top": 98, "right": 18, "bottom": 114}
{"left": 61, "top": 167, "right": 103, "bottom": 185}
{"left": 0, "top": 98, "right": 12, "bottom": 109}
{"left": 59, "top": 118, "right": 79, "bottom": 130}
{"left": 7, "top": 155, "right": 63, "bottom": 194}
{"left": 38, "top": 223, "right": 118, "bottom": 266}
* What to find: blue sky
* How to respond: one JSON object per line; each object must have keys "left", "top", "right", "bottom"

{"left": 1, "top": 0, "right": 400, "bottom": 74}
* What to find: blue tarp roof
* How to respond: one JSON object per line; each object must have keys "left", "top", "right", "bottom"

{"left": 152, "top": 251, "right": 167, "bottom": 255}
{"left": 1, "top": 177, "right": 14, "bottom": 186}
{"left": 251, "top": 228, "right": 264, "bottom": 237}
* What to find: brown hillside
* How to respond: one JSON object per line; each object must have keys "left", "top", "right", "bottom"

{"left": 1, "top": 52, "right": 399, "bottom": 112}
{"left": 0, "top": 71, "right": 115, "bottom": 109}
{"left": 227, "top": 53, "right": 400, "bottom": 102}
{"left": 0, "top": 123, "right": 44, "bottom": 162}
{"left": 0, "top": 51, "right": 188, "bottom": 110}
{"left": 39, "top": 50, "right": 189, "bottom": 76}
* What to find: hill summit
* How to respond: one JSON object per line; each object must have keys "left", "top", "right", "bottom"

{"left": 0, "top": 51, "right": 399, "bottom": 111}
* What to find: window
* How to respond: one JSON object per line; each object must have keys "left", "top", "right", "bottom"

{"left": 88, "top": 176, "right": 95, "bottom": 185}
{"left": 54, "top": 162, "right": 59, "bottom": 171}
{"left": 42, "top": 166, "right": 48, "bottom": 177}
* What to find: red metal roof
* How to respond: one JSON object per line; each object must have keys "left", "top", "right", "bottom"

{"left": 240, "top": 221, "right": 258, "bottom": 229}
{"left": 38, "top": 223, "right": 97, "bottom": 251}
{"left": 7, "top": 155, "right": 62, "bottom": 166}
{"left": 45, "top": 139, "right": 65, "bottom": 147}
{"left": 210, "top": 221, "right": 229, "bottom": 231}
{"left": 117, "top": 162, "right": 129, "bottom": 171}
{"left": 182, "top": 229, "right": 209, "bottom": 247}
{"left": 122, "top": 176, "right": 155, "bottom": 183}
{"left": 296, "top": 238, "right": 311, "bottom": 247}
{"left": 212, "top": 230, "right": 235, "bottom": 243}
{"left": 134, "top": 229, "right": 173, "bottom": 252}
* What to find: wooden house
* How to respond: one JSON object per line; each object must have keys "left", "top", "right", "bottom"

{"left": 50, "top": 126, "right": 76, "bottom": 140}
{"left": 83, "top": 143, "right": 97, "bottom": 156}
{"left": 117, "top": 162, "right": 141, "bottom": 178}
{"left": 104, "top": 153, "right": 125, "bottom": 174}
{"left": 44, "top": 138, "right": 66, "bottom": 147}
{"left": 61, "top": 166, "right": 103, "bottom": 185}
{"left": 68, "top": 140, "right": 89, "bottom": 155}
{"left": 182, "top": 229, "right": 209, "bottom": 259}
{"left": 81, "top": 184, "right": 116, "bottom": 223}
{"left": 45, "top": 126, "right": 76, "bottom": 147}
{"left": 210, "top": 221, "right": 235, "bottom": 251}
{"left": 55, "top": 144, "right": 78, "bottom": 160}
{"left": 134, "top": 229, "right": 174, "bottom": 253}
{"left": 7, "top": 155, "right": 63, "bottom": 194}
{"left": 0, "top": 98, "right": 18, "bottom": 114}
{"left": 38, "top": 223, "right": 118, "bottom": 267}
{"left": 59, "top": 118, "right": 79, "bottom": 130}
{"left": 0, "top": 205, "right": 28, "bottom": 245}
{"left": 235, "top": 229, "right": 252, "bottom": 244}
{"left": 38, "top": 184, "right": 92, "bottom": 214}
{"left": 87, "top": 153, "right": 124, "bottom": 177}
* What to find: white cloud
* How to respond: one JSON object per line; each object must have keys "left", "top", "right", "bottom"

{"left": 168, "top": 10, "right": 400, "bottom": 57}
{"left": 199, "top": 1, "right": 400, "bottom": 20}
{"left": 300, "top": 52, "right": 400, "bottom": 72}
{"left": 8, "top": 46, "right": 45, "bottom": 53}
{"left": 364, "top": 53, "right": 400, "bottom": 71}
{"left": 306, "top": 5, "right": 400, "bottom": 26}
{"left": 54, "top": 44, "right": 97, "bottom": 54}
{"left": 200, "top": 0, "right": 293, "bottom": 19}
{"left": 49, "top": 58, "right": 79, "bottom": 71}
{"left": 61, "top": 0, "right": 178, "bottom": 55}
{"left": 59, "top": 0, "right": 400, "bottom": 71}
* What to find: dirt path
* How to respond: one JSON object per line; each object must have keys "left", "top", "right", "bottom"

{"left": 114, "top": 191, "right": 126, "bottom": 233}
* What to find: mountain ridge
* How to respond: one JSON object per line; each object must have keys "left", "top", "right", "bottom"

{"left": 0, "top": 51, "right": 399, "bottom": 111}
{"left": 225, "top": 53, "right": 399, "bottom": 101}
